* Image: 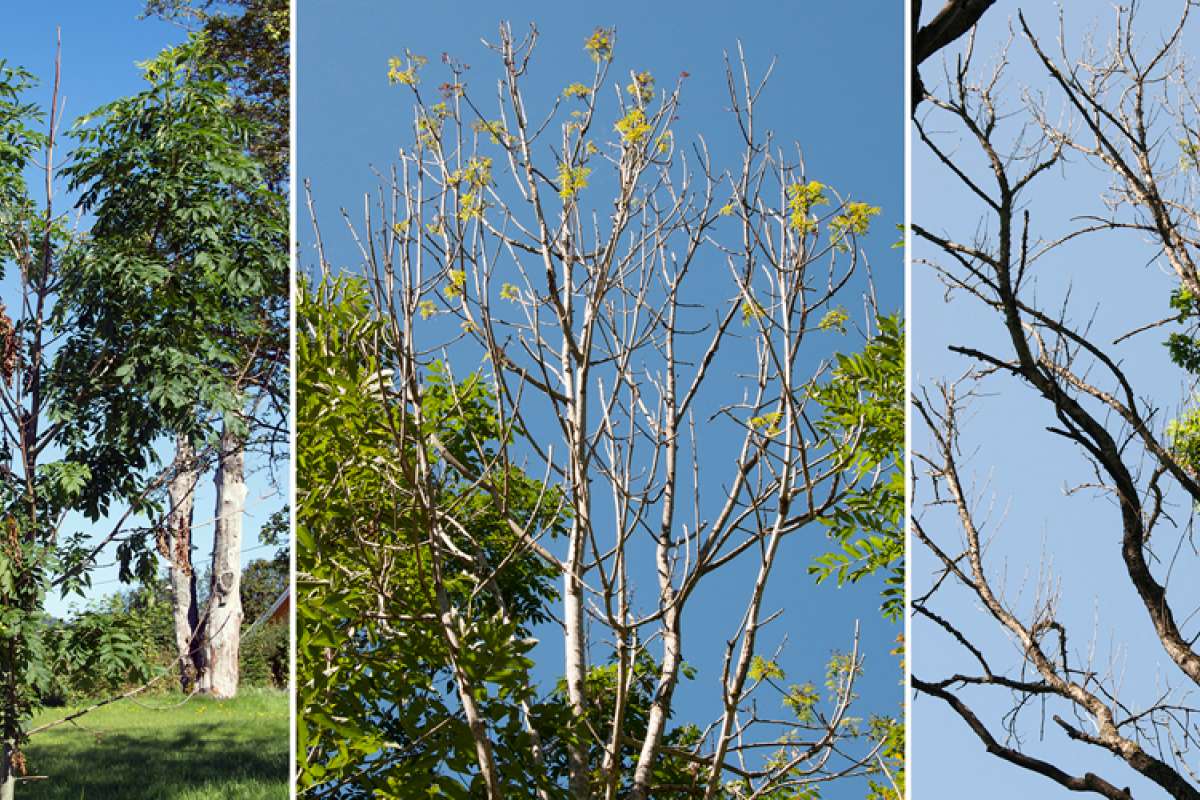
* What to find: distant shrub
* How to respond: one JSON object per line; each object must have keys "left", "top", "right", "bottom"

{"left": 39, "top": 582, "right": 172, "bottom": 705}
{"left": 240, "top": 621, "right": 287, "bottom": 688}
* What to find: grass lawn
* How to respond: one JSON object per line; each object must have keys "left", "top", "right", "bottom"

{"left": 21, "top": 688, "right": 288, "bottom": 800}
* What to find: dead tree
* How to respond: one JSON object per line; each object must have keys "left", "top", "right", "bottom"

{"left": 912, "top": 4, "right": 1200, "bottom": 797}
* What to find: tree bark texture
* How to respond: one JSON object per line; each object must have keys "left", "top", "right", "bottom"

{"left": 203, "top": 422, "right": 246, "bottom": 698}
{"left": 164, "top": 434, "right": 202, "bottom": 690}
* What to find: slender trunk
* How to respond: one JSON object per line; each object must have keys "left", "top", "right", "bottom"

{"left": 630, "top": 376, "right": 681, "bottom": 800}
{"left": 203, "top": 421, "right": 246, "bottom": 698}
{"left": 165, "top": 434, "right": 201, "bottom": 690}
{"left": 440, "top": 608, "right": 504, "bottom": 799}
{"left": 562, "top": 537, "right": 588, "bottom": 797}
{"left": 630, "top": 611, "right": 681, "bottom": 798}
{"left": 563, "top": 398, "right": 591, "bottom": 798}
{"left": 704, "top": 526, "right": 785, "bottom": 799}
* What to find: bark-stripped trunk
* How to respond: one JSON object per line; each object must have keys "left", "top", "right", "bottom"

{"left": 563, "top": 335, "right": 591, "bottom": 800}
{"left": 165, "top": 434, "right": 202, "bottom": 690}
{"left": 630, "top": 347, "right": 682, "bottom": 800}
{"left": 562, "top": 518, "right": 588, "bottom": 798}
{"left": 202, "top": 421, "right": 246, "bottom": 698}
{"left": 630, "top": 609, "right": 681, "bottom": 799}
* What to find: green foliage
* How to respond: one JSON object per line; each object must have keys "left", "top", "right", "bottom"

{"left": 0, "top": 61, "right": 46, "bottom": 228}
{"left": 866, "top": 714, "right": 904, "bottom": 800}
{"left": 34, "top": 567, "right": 284, "bottom": 706}
{"left": 1165, "top": 289, "right": 1200, "bottom": 470}
{"left": 1166, "top": 288, "right": 1200, "bottom": 373}
{"left": 40, "top": 580, "right": 171, "bottom": 706}
{"left": 1168, "top": 409, "right": 1200, "bottom": 471}
{"left": 144, "top": 0, "right": 290, "bottom": 188}
{"left": 297, "top": 276, "right": 566, "bottom": 798}
{"left": 59, "top": 33, "right": 287, "bottom": 457}
{"left": 240, "top": 620, "right": 287, "bottom": 689}
{"left": 241, "top": 554, "right": 287, "bottom": 626}
{"left": 0, "top": 59, "right": 181, "bottom": 759}
{"left": 543, "top": 650, "right": 715, "bottom": 798}
{"left": 140, "top": 0, "right": 291, "bottom": 449}
{"left": 811, "top": 314, "right": 902, "bottom": 800}
{"left": 809, "top": 315, "right": 905, "bottom": 622}
{"left": 258, "top": 505, "right": 289, "bottom": 550}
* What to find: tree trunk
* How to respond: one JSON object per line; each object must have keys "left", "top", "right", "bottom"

{"left": 165, "top": 434, "right": 202, "bottom": 690}
{"left": 202, "top": 421, "right": 246, "bottom": 698}
{"left": 0, "top": 741, "right": 13, "bottom": 800}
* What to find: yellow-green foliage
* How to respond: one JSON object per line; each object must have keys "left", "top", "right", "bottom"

{"left": 450, "top": 157, "right": 493, "bottom": 221}
{"left": 748, "top": 411, "right": 782, "bottom": 436}
{"left": 741, "top": 296, "right": 767, "bottom": 325}
{"left": 627, "top": 70, "right": 655, "bottom": 104}
{"left": 585, "top": 27, "right": 614, "bottom": 62}
{"left": 830, "top": 201, "right": 881, "bottom": 249}
{"left": 1168, "top": 407, "right": 1200, "bottom": 471}
{"left": 615, "top": 108, "right": 652, "bottom": 144}
{"left": 787, "top": 180, "right": 828, "bottom": 234}
{"left": 416, "top": 113, "right": 442, "bottom": 150}
{"left": 449, "top": 156, "right": 493, "bottom": 189}
{"left": 387, "top": 51, "right": 427, "bottom": 86}
{"left": 557, "top": 163, "right": 591, "bottom": 200}
{"left": 471, "top": 118, "right": 507, "bottom": 145}
{"left": 748, "top": 655, "right": 785, "bottom": 682}
{"left": 457, "top": 193, "right": 484, "bottom": 221}
{"left": 1181, "top": 138, "right": 1200, "bottom": 171}
{"left": 818, "top": 307, "right": 849, "bottom": 333}
{"left": 445, "top": 268, "right": 466, "bottom": 299}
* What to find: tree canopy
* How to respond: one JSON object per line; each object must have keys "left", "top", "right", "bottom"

{"left": 297, "top": 23, "right": 904, "bottom": 800}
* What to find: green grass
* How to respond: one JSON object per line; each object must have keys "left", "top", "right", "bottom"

{"left": 21, "top": 688, "right": 288, "bottom": 800}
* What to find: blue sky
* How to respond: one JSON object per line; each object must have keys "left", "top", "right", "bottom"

{"left": 299, "top": 0, "right": 903, "bottom": 793}
{"left": 5, "top": 2, "right": 287, "bottom": 618}
{"left": 911, "top": 3, "right": 1199, "bottom": 797}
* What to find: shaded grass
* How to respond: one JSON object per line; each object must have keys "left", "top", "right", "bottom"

{"left": 22, "top": 688, "right": 288, "bottom": 800}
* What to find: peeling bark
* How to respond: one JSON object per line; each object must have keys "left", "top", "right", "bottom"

{"left": 165, "top": 434, "right": 203, "bottom": 690}
{"left": 202, "top": 421, "right": 246, "bottom": 698}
